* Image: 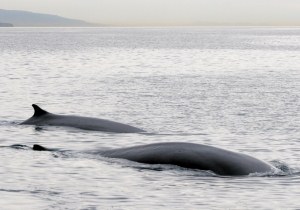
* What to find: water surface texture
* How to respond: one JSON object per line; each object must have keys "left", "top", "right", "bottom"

{"left": 0, "top": 27, "right": 300, "bottom": 209}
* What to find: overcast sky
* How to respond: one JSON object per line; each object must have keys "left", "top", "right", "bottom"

{"left": 2, "top": 0, "right": 300, "bottom": 26}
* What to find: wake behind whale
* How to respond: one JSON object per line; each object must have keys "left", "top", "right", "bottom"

{"left": 20, "top": 104, "right": 145, "bottom": 133}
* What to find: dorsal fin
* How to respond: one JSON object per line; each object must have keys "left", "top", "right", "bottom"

{"left": 33, "top": 144, "right": 48, "bottom": 151}
{"left": 32, "top": 104, "right": 48, "bottom": 117}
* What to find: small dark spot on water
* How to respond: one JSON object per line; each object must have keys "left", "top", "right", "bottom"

{"left": 52, "top": 154, "right": 59, "bottom": 158}
{"left": 35, "top": 126, "right": 44, "bottom": 131}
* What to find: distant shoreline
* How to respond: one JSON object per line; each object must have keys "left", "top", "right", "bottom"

{"left": 0, "top": 9, "right": 97, "bottom": 27}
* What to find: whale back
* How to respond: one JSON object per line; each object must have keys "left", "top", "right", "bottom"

{"left": 100, "top": 142, "right": 273, "bottom": 176}
{"left": 32, "top": 142, "right": 273, "bottom": 176}
{"left": 20, "top": 104, "right": 145, "bottom": 133}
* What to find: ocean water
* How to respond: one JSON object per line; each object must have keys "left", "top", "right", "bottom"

{"left": 0, "top": 27, "right": 300, "bottom": 209}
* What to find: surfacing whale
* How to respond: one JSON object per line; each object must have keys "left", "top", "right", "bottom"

{"left": 32, "top": 142, "right": 273, "bottom": 176}
{"left": 21, "top": 104, "right": 145, "bottom": 133}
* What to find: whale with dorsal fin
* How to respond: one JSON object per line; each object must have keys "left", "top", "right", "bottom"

{"left": 20, "top": 104, "right": 145, "bottom": 133}
{"left": 31, "top": 142, "right": 274, "bottom": 176}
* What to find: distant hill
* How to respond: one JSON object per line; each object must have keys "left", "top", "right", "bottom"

{"left": 0, "top": 22, "right": 13, "bottom": 27}
{"left": 0, "top": 9, "right": 97, "bottom": 27}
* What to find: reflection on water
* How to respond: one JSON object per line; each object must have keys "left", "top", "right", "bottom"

{"left": 0, "top": 27, "right": 300, "bottom": 209}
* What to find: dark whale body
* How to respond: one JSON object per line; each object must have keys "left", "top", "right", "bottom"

{"left": 33, "top": 142, "right": 273, "bottom": 176}
{"left": 21, "top": 104, "right": 145, "bottom": 133}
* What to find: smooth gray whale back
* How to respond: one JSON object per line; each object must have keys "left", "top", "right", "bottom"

{"left": 33, "top": 142, "right": 273, "bottom": 176}
{"left": 21, "top": 104, "right": 145, "bottom": 133}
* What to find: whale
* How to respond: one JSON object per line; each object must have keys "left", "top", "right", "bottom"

{"left": 20, "top": 104, "right": 145, "bottom": 133}
{"left": 32, "top": 142, "right": 273, "bottom": 176}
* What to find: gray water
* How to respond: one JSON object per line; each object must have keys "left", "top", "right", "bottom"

{"left": 0, "top": 27, "right": 300, "bottom": 209}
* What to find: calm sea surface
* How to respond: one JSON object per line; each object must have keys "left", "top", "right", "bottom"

{"left": 0, "top": 27, "right": 300, "bottom": 209}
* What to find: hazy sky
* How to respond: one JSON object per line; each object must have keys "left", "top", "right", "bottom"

{"left": 2, "top": 0, "right": 300, "bottom": 26}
